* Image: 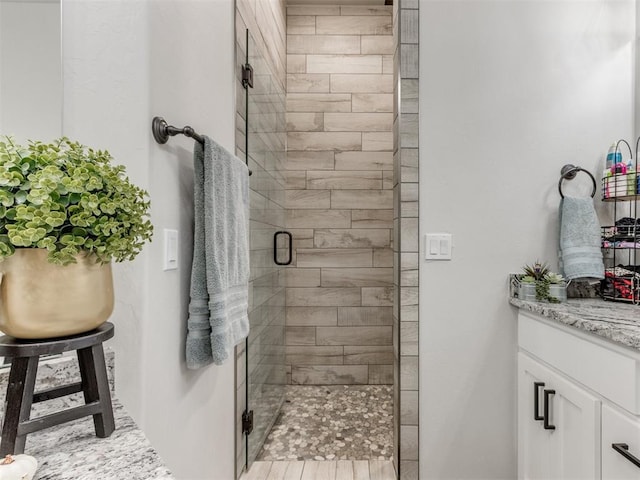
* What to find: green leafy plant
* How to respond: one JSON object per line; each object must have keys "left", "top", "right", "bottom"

{"left": 0, "top": 136, "right": 152, "bottom": 265}
{"left": 519, "top": 261, "right": 565, "bottom": 303}
{"left": 534, "top": 277, "right": 554, "bottom": 303}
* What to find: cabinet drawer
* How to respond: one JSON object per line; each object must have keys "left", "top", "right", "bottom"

{"left": 603, "top": 404, "right": 640, "bottom": 479}
{"left": 519, "top": 313, "right": 640, "bottom": 414}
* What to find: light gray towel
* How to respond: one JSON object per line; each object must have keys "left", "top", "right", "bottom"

{"left": 186, "top": 136, "right": 250, "bottom": 369}
{"left": 559, "top": 196, "right": 604, "bottom": 281}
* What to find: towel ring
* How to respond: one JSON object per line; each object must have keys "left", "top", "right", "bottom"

{"left": 558, "top": 164, "right": 596, "bottom": 198}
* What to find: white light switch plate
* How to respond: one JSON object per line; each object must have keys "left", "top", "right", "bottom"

{"left": 164, "top": 229, "right": 178, "bottom": 271}
{"left": 425, "top": 233, "right": 452, "bottom": 260}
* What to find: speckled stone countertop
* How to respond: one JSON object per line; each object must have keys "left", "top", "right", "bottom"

{"left": 24, "top": 396, "right": 174, "bottom": 480}
{"left": 0, "top": 353, "right": 174, "bottom": 480}
{"left": 510, "top": 297, "right": 640, "bottom": 351}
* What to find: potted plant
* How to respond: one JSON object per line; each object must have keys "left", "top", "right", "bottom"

{"left": 545, "top": 272, "right": 567, "bottom": 303}
{"left": 519, "top": 261, "right": 549, "bottom": 302}
{"left": 519, "top": 261, "right": 566, "bottom": 303}
{"left": 0, "top": 137, "right": 152, "bottom": 338}
{"left": 518, "top": 275, "right": 537, "bottom": 301}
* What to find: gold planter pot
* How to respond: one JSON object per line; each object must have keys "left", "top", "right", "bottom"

{"left": 0, "top": 249, "right": 114, "bottom": 339}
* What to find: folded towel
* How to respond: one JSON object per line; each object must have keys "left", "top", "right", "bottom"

{"left": 186, "top": 136, "right": 250, "bottom": 369}
{"left": 559, "top": 196, "right": 604, "bottom": 282}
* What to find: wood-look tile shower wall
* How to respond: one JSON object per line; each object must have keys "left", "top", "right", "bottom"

{"left": 284, "top": 5, "right": 394, "bottom": 386}
{"left": 395, "top": 1, "right": 420, "bottom": 477}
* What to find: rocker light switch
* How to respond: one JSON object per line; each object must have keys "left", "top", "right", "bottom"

{"left": 429, "top": 238, "right": 439, "bottom": 255}
{"left": 164, "top": 229, "right": 178, "bottom": 271}
{"left": 425, "top": 233, "right": 452, "bottom": 260}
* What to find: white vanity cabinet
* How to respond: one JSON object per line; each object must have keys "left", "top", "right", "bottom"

{"left": 518, "top": 311, "right": 640, "bottom": 480}
{"left": 518, "top": 353, "right": 600, "bottom": 479}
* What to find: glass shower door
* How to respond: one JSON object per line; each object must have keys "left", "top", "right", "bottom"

{"left": 240, "top": 27, "right": 287, "bottom": 469}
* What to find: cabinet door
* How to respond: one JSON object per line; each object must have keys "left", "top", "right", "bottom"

{"left": 518, "top": 353, "right": 601, "bottom": 480}
{"left": 546, "top": 361, "right": 601, "bottom": 479}
{"left": 602, "top": 403, "right": 640, "bottom": 479}
{"left": 518, "top": 353, "right": 555, "bottom": 480}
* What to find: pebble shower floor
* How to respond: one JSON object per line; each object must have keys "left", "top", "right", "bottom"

{"left": 257, "top": 385, "right": 393, "bottom": 462}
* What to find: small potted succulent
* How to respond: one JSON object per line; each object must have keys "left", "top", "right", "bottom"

{"left": 0, "top": 136, "right": 153, "bottom": 338}
{"left": 519, "top": 261, "right": 566, "bottom": 303}
{"left": 519, "top": 261, "right": 549, "bottom": 302}
{"left": 545, "top": 272, "right": 567, "bottom": 303}
{"left": 518, "top": 275, "right": 537, "bottom": 301}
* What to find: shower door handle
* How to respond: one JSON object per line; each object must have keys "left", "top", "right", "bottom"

{"left": 274, "top": 231, "right": 292, "bottom": 266}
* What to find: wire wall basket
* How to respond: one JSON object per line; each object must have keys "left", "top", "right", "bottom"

{"left": 600, "top": 138, "right": 640, "bottom": 304}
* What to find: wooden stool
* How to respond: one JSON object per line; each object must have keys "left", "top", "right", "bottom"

{"left": 0, "top": 322, "right": 115, "bottom": 455}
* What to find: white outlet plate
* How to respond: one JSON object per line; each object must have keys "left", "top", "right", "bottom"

{"left": 164, "top": 229, "right": 178, "bottom": 271}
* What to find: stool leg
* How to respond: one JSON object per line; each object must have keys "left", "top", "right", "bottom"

{"left": 1, "top": 356, "right": 38, "bottom": 455}
{"left": 77, "top": 345, "right": 114, "bottom": 437}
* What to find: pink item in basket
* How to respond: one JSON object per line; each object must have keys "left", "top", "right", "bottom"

{"left": 611, "top": 163, "right": 628, "bottom": 175}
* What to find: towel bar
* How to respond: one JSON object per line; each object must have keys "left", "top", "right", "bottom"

{"left": 152, "top": 116, "right": 252, "bottom": 176}
{"left": 558, "top": 164, "right": 596, "bottom": 198}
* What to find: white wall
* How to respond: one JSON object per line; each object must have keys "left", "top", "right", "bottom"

{"left": 0, "top": 0, "right": 62, "bottom": 141}
{"left": 419, "top": 1, "right": 635, "bottom": 478}
{"left": 63, "top": 1, "right": 236, "bottom": 479}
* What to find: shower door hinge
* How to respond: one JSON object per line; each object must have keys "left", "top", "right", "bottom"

{"left": 242, "top": 409, "right": 254, "bottom": 435}
{"left": 242, "top": 63, "right": 254, "bottom": 89}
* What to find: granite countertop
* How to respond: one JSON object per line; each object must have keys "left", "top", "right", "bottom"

{"left": 0, "top": 352, "right": 174, "bottom": 480}
{"left": 510, "top": 297, "right": 640, "bottom": 351}
{"left": 24, "top": 395, "right": 174, "bottom": 480}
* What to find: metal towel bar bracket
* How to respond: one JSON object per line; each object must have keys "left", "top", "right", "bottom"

{"left": 558, "top": 164, "right": 596, "bottom": 198}
{"left": 152, "top": 116, "right": 204, "bottom": 145}
{"left": 152, "top": 116, "right": 252, "bottom": 176}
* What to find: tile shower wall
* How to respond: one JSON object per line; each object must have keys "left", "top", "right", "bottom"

{"left": 284, "top": 5, "right": 394, "bottom": 386}
{"left": 392, "top": 1, "right": 400, "bottom": 473}
{"left": 394, "top": 1, "right": 420, "bottom": 479}
{"left": 235, "top": 0, "right": 287, "bottom": 476}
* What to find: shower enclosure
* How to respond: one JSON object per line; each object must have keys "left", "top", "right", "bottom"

{"left": 235, "top": 1, "right": 400, "bottom": 478}
{"left": 234, "top": 21, "right": 288, "bottom": 474}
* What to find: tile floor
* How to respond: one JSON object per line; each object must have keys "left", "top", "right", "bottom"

{"left": 257, "top": 385, "right": 393, "bottom": 462}
{"left": 241, "top": 460, "right": 396, "bottom": 480}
